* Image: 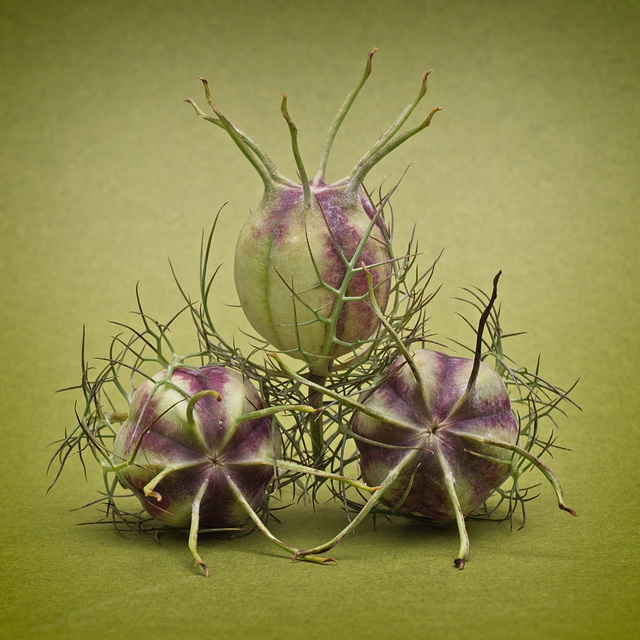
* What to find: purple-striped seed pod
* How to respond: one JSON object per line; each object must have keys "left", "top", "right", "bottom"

{"left": 113, "top": 365, "right": 278, "bottom": 538}
{"left": 186, "top": 50, "right": 440, "bottom": 372}
{"left": 266, "top": 273, "right": 577, "bottom": 566}
{"left": 352, "top": 349, "right": 519, "bottom": 524}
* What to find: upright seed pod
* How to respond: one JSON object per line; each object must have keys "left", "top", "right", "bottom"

{"left": 186, "top": 50, "right": 441, "bottom": 373}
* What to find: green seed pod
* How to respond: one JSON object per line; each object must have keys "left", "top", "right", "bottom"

{"left": 267, "top": 278, "right": 578, "bottom": 568}
{"left": 347, "top": 273, "right": 577, "bottom": 569}
{"left": 187, "top": 50, "right": 440, "bottom": 372}
{"left": 234, "top": 180, "right": 391, "bottom": 370}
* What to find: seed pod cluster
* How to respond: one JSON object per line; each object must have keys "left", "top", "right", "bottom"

{"left": 52, "top": 52, "right": 576, "bottom": 577}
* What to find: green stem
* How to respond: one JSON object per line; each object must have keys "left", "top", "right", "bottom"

{"left": 435, "top": 443, "right": 470, "bottom": 569}
{"left": 184, "top": 98, "right": 296, "bottom": 187}
{"left": 226, "top": 476, "right": 337, "bottom": 564}
{"left": 306, "top": 372, "right": 327, "bottom": 463}
{"left": 281, "top": 94, "right": 311, "bottom": 206}
{"left": 195, "top": 76, "right": 273, "bottom": 190}
{"left": 234, "top": 403, "right": 317, "bottom": 426}
{"left": 142, "top": 460, "right": 206, "bottom": 499}
{"left": 224, "top": 403, "right": 316, "bottom": 454}
{"left": 275, "top": 459, "right": 378, "bottom": 493}
{"left": 362, "top": 264, "right": 434, "bottom": 422}
{"left": 270, "top": 353, "right": 412, "bottom": 433}
{"left": 188, "top": 478, "right": 211, "bottom": 577}
{"left": 314, "top": 48, "right": 377, "bottom": 184}
{"left": 292, "top": 450, "right": 419, "bottom": 558}
{"left": 186, "top": 390, "right": 222, "bottom": 451}
{"left": 347, "top": 70, "right": 432, "bottom": 187}
{"left": 315, "top": 197, "right": 390, "bottom": 363}
{"left": 349, "top": 105, "right": 441, "bottom": 189}
{"left": 454, "top": 431, "right": 577, "bottom": 516}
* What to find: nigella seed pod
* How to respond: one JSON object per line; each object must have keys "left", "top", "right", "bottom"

{"left": 112, "top": 364, "right": 279, "bottom": 576}
{"left": 349, "top": 273, "right": 576, "bottom": 568}
{"left": 267, "top": 274, "right": 576, "bottom": 567}
{"left": 186, "top": 50, "right": 441, "bottom": 371}
{"left": 352, "top": 349, "right": 519, "bottom": 522}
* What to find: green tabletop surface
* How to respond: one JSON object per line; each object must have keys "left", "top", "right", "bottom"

{"left": 1, "top": 1, "right": 638, "bottom": 638}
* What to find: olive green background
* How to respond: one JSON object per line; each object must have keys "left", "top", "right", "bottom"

{"left": 1, "top": 1, "right": 638, "bottom": 638}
